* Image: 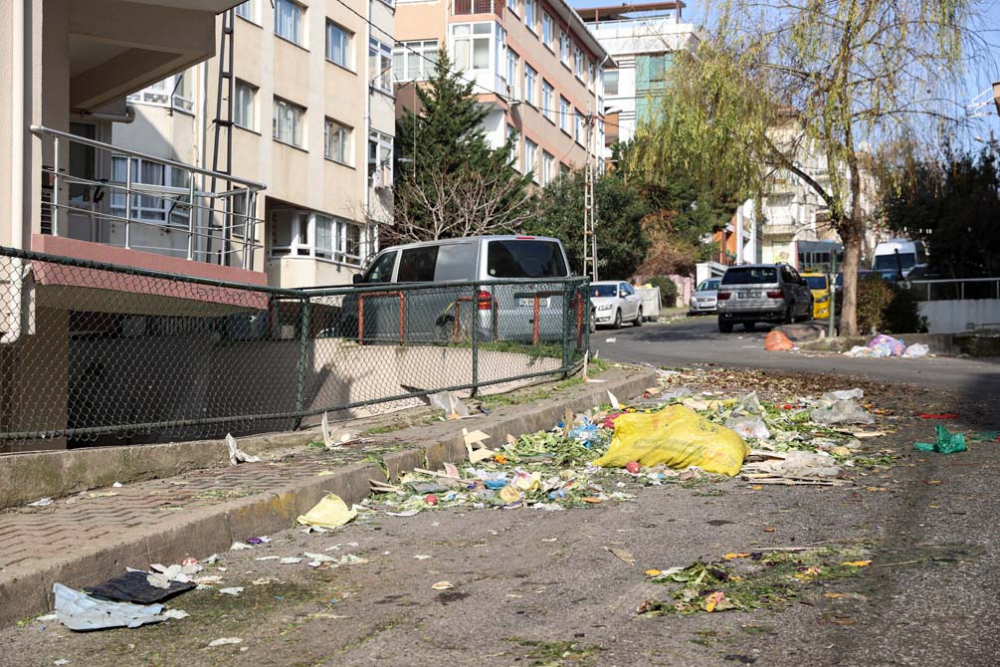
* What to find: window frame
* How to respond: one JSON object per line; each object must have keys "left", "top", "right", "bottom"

{"left": 234, "top": 0, "right": 260, "bottom": 25}
{"left": 368, "top": 130, "right": 394, "bottom": 187}
{"left": 525, "top": 138, "right": 538, "bottom": 182}
{"left": 271, "top": 209, "right": 364, "bottom": 266}
{"left": 541, "top": 80, "right": 554, "bottom": 123}
{"left": 450, "top": 22, "right": 492, "bottom": 73}
{"left": 325, "top": 20, "right": 354, "bottom": 70}
{"left": 369, "top": 38, "right": 394, "bottom": 94}
{"left": 541, "top": 150, "right": 554, "bottom": 187}
{"left": 541, "top": 12, "right": 553, "bottom": 49}
{"left": 393, "top": 39, "right": 438, "bottom": 82}
{"left": 233, "top": 80, "right": 258, "bottom": 131}
{"left": 109, "top": 155, "right": 191, "bottom": 228}
{"left": 559, "top": 31, "right": 570, "bottom": 67}
{"left": 524, "top": 63, "right": 537, "bottom": 107}
{"left": 574, "top": 45, "right": 584, "bottom": 79}
{"left": 559, "top": 96, "right": 570, "bottom": 133}
{"left": 524, "top": 0, "right": 537, "bottom": 33}
{"left": 274, "top": 0, "right": 305, "bottom": 47}
{"left": 272, "top": 96, "right": 306, "bottom": 148}
{"left": 324, "top": 118, "right": 353, "bottom": 166}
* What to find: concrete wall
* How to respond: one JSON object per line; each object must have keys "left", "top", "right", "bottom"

{"left": 919, "top": 299, "right": 1000, "bottom": 335}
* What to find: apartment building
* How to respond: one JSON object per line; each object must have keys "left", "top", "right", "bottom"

{"left": 394, "top": 0, "right": 609, "bottom": 182}
{"left": 112, "top": 0, "right": 396, "bottom": 288}
{"left": 579, "top": 1, "right": 699, "bottom": 160}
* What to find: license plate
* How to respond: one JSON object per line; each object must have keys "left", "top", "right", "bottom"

{"left": 519, "top": 297, "right": 549, "bottom": 307}
{"left": 739, "top": 291, "right": 761, "bottom": 299}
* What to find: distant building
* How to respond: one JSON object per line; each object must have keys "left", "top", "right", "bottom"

{"left": 578, "top": 1, "right": 699, "bottom": 161}
{"left": 394, "top": 0, "right": 609, "bottom": 181}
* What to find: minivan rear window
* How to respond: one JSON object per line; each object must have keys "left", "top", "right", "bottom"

{"left": 721, "top": 267, "right": 777, "bottom": 285}
{"left": 486, "top": 240, "right": 567, "bottom": 279}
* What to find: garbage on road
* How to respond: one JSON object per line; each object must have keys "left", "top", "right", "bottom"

{"left": 594, "top": 406, "right": 749, "bottom": 477}
{"left": 83, "top": 571, "right": 194, "bottom": 605}
{"left": 53, "top": 583, "right": 182, "bottom": 631}
{"left": 764, "top": 330, "right": 795, "bottom": 351}
{"left": 741, "top": 450, "right": 846, "bottom": 485}
{"left": 915, "top": 425, "right": 968, "bottom": 454}
{"left": 844, "top": 334, "right": 931, "bottom": 359}
{"left": 225, "top": 433, "right": 260, "bottom": 465}
{"left": 810, "top": 390, "right": 875, "bottom": 425}
{"left": 297, "top": 493, "right": 358, "bottom": 530}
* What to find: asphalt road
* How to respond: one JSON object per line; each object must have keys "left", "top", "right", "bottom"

{"left": 595, "top": 316, "right": 1000, "bottom": 396}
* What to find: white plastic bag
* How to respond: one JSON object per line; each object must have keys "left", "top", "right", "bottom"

{"left": 903, "top": 343, "right": 929, "bottom": 358}
{"left": 726, "top": 416, "right": 771, "bottom": 441}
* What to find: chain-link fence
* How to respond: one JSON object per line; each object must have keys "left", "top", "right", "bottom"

{"left": 0, "top": 246, "right": 590, "bottom": 453}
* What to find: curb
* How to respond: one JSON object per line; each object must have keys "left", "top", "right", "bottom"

{"left": 0, "top": 368, "right": 655, "bottom": 628}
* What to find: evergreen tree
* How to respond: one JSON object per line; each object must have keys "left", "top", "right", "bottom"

{"left": 389, "top": 50, "right": 534, "bottom": 244}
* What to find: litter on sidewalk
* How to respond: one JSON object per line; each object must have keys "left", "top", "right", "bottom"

{"left": 53, "top": 583, "right": 183, "bottom": 631}
{"left": 226, "top": 433, "right": 260, "bottom": 465}
{"left": 297, "top": 493, "right": 358, "bottom": 529}
{"left": 83, "top": 571, "right": 194, "bottom": 605}
{"left": 914, "top": 425, "right": 967, "bottom": 454}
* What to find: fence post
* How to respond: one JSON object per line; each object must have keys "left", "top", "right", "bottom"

{"left": 561, "top": 281, "right": 572, "bottom": 377}
{"left": 470, "top": 282, "right": 479, "bottom": 397}
{"left": 293, "top": 296, "right": 311, "bottom": 428}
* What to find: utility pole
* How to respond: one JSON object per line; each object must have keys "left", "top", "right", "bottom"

{"left": 583, "top": 108, "right": 598, "bottom": 282}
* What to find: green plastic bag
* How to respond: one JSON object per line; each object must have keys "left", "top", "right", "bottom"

{"left": 914, "top": 425, "right": 967, "bottom": 454}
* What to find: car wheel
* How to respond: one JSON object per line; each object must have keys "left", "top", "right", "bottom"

{"left": 718, "top": 318, "right": 733, "bottom": 333}
{"left": 589, "top": 310, "right": 596, "bottom": 333}
{"left": 612, "top": 309, "right": 622, "bottom": 329}
{"left": 633, "top": 307, "right": 643, "bottom": 326}
{"left": 744, "top": 321, "right": 756, "bottom": 332}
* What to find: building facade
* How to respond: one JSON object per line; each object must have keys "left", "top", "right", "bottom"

{"left": 578, "top": 1, "right": 699, "bottom": 161}
{"left": 112, "top": 0, "right": 395, "bottom": 288}
{"left": 394, "top": 0, "right": 609, "bottom": 181}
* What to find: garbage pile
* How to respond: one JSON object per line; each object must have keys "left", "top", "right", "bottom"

{"left": 845, "top": 334, "right": 929, "bottom": 358}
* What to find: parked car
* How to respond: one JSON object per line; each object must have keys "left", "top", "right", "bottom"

{"left": 689, "top": 278, "right": 722, "bottom": 314}
{"left": 590, "top": 281, "right": 644, "bottom": 329}
{"left": 801, "top": 272, "right": 831, "bottom": 319}
{"left": 716, "top": 264, "right": 814, "bottom": 333}
{"left": 872, "top": 238, "right": 928, "bottom": 280}
{"left": 342, "top": 235, "right": 574, "bottom": 343}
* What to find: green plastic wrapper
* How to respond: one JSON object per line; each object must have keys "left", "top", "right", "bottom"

{"left": 914, "top": 425, "right": 967, "bottom": 454}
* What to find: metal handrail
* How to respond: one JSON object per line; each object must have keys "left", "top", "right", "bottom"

{"left": 30, "top": 124, "right": 266, "bottom": 190}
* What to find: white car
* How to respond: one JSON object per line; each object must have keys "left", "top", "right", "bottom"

{"left": 590, "top": 281, "right": 644, "bottom": 329}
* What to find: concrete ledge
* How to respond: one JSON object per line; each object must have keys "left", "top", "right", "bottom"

{"left": 0, "top": 368, "right": 656, "bottom": 628}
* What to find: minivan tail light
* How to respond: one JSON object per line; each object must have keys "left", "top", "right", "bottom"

{"left": 477, "top": 290, "right": 493, "bottom": 310}
{"left": 717, "top": 291, "right": 732, "bottom": 301}
{"left": 766, "top": 290, "right": 784, "bottom": 299}
{"left": 515, "top": 236, "right": 535, "bottom": 240}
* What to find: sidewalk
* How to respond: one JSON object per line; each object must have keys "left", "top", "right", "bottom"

{"left": 0, "top": 368, "right": 655, "bottom": 627}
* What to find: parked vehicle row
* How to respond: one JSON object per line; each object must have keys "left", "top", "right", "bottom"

{"left": 716, "top": 264, "right": 814, "bottom": 333}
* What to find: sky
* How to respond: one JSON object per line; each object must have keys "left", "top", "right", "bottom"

{"left": 570, "top": 0, "right": 1000, "bottom": 150}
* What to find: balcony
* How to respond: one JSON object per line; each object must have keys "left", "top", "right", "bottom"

{"left": 31, "top": 125, "right": 267, "bottom": 284}
{"left": 454, "top": 0, "right": 504, "bottom": 18}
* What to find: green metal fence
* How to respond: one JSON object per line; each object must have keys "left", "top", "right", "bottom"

{"left": 0, "top": 246, "right": 590, "bottom": 452}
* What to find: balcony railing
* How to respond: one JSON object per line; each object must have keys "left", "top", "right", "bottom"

{"left": 454, "top": 0, "right": 503, "bottom": 17}
{"left": 31, "top": 125, "right": 266, "bottom": 272}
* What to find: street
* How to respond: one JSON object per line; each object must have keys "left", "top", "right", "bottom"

{"left": 3, "top": 362, "right": 998, "bottom": 666}
{"left": 595, "top": 316, "right": 1000, "bottom": 394}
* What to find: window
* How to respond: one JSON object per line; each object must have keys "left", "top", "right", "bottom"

{"left": 394, "top": 40, "right": 438, "bottom": 81}
{"left": 369, "top": 39, "right": 393, "bottom": 93}
{"left": 604, "top": 69, "right": 619, "bottom": 96}
{"left": 271, "top": 209, "right": 364, "bottom": 265}
{"left": 235, "top": 0, "right": 258, "bottom": 24}
{"left": 326, "top": 21, "right": 352, "bottom": 68}
{"left": 588, "top": 60, "right": 595, "bottom": 86}
{"left": 274, "top": 0, "right": 304, "bottom": 46}
{"left": 397, "top": 246, "right": 439, "bottom": 282}
{"left": 110, "top": 156, "right": 190, "bottom": 227}
{"left": 507, "top": 49, "right": 519, "bottom": 98}
{"left": 362, "top": 250, "right": 397, "bottom": 282}
{"left": 541, "top": 151, "right": 554, "bottom": 186}
{"left": 325, "top": 119, "right": 351, "bottom": 164}
{"left": 559, "top": 31, "right": 570, "bottom": 65}
{"left": 524, "top": 64, "right": 537, "bottom": 106}
{"left": 126, "top": 74, "right": 194, "bottom": 113}
{"left": 234, "top": 80, "right": 257, "bottom": 130}
{"left": 559, "top": 97, "right": 570, "bottom": 132}
{"left": 542, "top": 80, "right": 554, "bottom": 122}
{"left": 273, "top": 97, "right": 305, "bottom": 147}
{"left": 574, "top": 109, "right": 583, "bottom": 143}
{"left": 368, "top": 130, "right": 393, "bottom": 187}
{"left": 525, "top": 139, "right": 537, "bottom": 180}
{"left": 434, "top": 242, "right": 478, "bottom": 281}
{"left": 507, "top": 0, "right": 518, "bottom": 14}
{"left": 486, "top": 240, "right": 568, "bottom": 278}
{"left": 542, "top": 12, "right": 553, "bottom": 47}
{"left": 451, "top": 23, "right": 491, "bottom": 72}
{"left": 524, "top": 0, "right": 536, "bottom": 31}
{"left": 574, "top": 46, "right": 584, "bottom": 78}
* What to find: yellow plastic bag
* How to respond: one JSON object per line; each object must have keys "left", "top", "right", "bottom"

{"left": 593, "top": 405, "right": 749, "bottom": 477}
{"left": 297, "top": 493, "right": 357, "bottom": 529}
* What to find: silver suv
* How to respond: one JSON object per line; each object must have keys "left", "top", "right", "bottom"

{"left": 716, "top": 264, "right": 813, "bottom": 333}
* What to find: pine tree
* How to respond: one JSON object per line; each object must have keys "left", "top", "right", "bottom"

{"left": 388, "top": 50, "right": 534, "bottom": 244}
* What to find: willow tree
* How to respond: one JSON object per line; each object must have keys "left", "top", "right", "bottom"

{"left": 629, "top": 0, "right": 979, "bottom": 335}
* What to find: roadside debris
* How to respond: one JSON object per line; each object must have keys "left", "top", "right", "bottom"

{"left": 297, "top": 493, "right": 358, "bottom": 529}
{"left": 208, "top": 638, "right": 243, "bottom": 648}
{"left": 27, "top": 498, "right": 54, "bottom": 508}
{"left": 810, "top": 390, "right": 875, "bottom": 425}
{"left": 741, "top": 450, "right": 846, "bottom": 486}
{"left": 225, "top": 433, "right": 260, "bottom": 465}
{"left": 764, "top": 330, "right": 795, "bottom": 351}
{"left": 428, "top": 391, "right": 470, "bottom": 420}
{"left": 53, "top": 583, "right": 182, "bottom": 631}
{"left": 844, "top": 334, "right": 931, "bottom": 359}
{"left": 914, "top": 425, "right": 968, "bottom": 454}
{"left": 83, "top": 571, "right": 194, "bottom": 604}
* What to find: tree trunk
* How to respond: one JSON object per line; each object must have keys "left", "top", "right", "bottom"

{"left": 840, "top": 226, "right": 862, "bottom": 336}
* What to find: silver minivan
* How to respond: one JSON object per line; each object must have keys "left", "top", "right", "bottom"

{"left": 344, "top": 235, "right": 574, "bottom": 343}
